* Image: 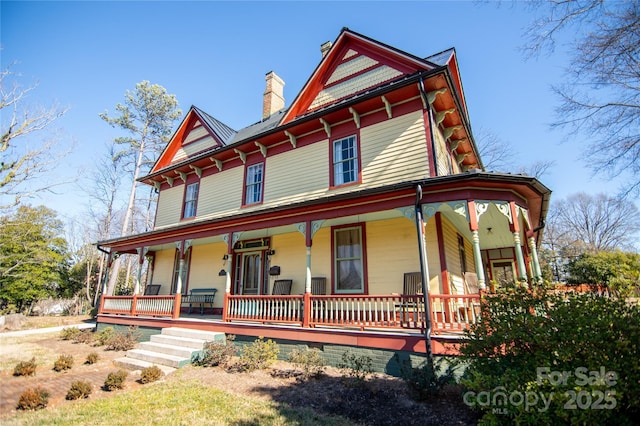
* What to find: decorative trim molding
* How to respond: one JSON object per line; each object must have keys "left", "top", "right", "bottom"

{"left": 381, "top": 95, "right": 392, "bottom": 118}
{"left": 255, "top": 141, "right": 268, "bottom": 158}
{"left": 284, "top": 130, "right": 297, "bottom": 148}
{"left": 348, "top": 107, "right": 361, "bottom": 128}
{"left": 233, "top": 148, "right": 247, "bottom": 164}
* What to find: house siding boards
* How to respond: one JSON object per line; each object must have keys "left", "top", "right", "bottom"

{"left": 440, "top": 216, "right": 476, "bottom": 294}
{"left": 309, "top": 66, "right": 404, "bottom": 110}
{"left": 155, "top": 186, "right": 183, "bottom": 228}
{"left": 360, "top": 110, "right": 429, "bottom": 185}
{"left": 195, "top": 168, "right": 244, "bottom": 223}
{"left": 433, "top": 124, "right": 451, "bottom": 176}
{"left": 188, "top": 244, "right": 226, "bottom": 308}
{"left": 326, "top": 55, "right": 379, "bottom": 85}
{"left": 151, "top": 249, "right": 175, "bottom": 295}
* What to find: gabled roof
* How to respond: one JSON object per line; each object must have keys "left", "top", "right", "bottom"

{"left": 281, "top": 28, "right": 439, "bottom": 124}
{"left": 150, "top": 105, "right": 237, "bottom": 174}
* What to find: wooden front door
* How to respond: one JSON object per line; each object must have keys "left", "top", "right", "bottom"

{"left": 240, "top": 252, "right": 263, "bottom": 295}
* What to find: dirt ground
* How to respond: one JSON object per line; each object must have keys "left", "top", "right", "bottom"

{"left": 0, "top": 317, "right": 478, "bottom": 425}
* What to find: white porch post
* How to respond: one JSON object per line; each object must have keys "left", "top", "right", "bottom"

{"left": 225, "top": 256, "right": 232, "bottom": 293}
{"left": 471, "top": 230, "right": 486, "bottom": 290}
{"left": 305, "top": 246, "right": 312, "bottom": 294}
{"left": 528, "top": 236, "right": 542, "bottom": 282}
{"left": 513, "top": 232, "right": 528, "bottom": 283}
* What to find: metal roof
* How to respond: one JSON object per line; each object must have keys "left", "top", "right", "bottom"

{"left": 193, "top": 105, "right": 237, "bottom": 145}
{"left": 424, "top": 48, "right": 454, "bottom": 66}
{"left": 229, "top": 109, "right": 286, "bottom": 144}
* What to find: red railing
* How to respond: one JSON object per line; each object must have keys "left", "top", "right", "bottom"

{"left": 100, "top": 295, "right": 177, "bottom": 318}
{"left": 99, "top": 293, "right": 482, "bottom": 333}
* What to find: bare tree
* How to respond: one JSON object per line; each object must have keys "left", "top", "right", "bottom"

{"left": 476, "top": 126, "right": 554, "bottom": 179}
{"left": 547, "top": 192, "right": 640, "bottom": 256}
{"left": 523, "top": 1, "right": 640, "bottom": 196}
{"left": 1, "top": 65, "right": 71, "bottom": 210}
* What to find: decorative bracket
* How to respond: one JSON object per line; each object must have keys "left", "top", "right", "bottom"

{"left": 446, "top": 201, "right": 469, "bottom": 221}
{"left": 443, "top": 125, "right": 463, "bottom": 141}
{"left": 381, "top": 95, "right": 392, "bottom": 119}
{"left": 284, "top": 130, "right": 297, "bottom": 148}
{"left": 176, "top": 171, "right": 187, "bottom": 183}
{"left": 398, "top": 206, "right": 416, "bottom": 222}
{"left": 456, "top": 152, "right": 471, "bottom": 165}
{"left": 255, "top": 141, "right": 268, "bottom": 158}
{"left": 319, "top": 118, "right": 331, "bottom": 138}
{"left": 234, "top": 148, "right": 247, "bottom": 164}
{"left": 426, "top": 88, "right": 447, "bottom": 105}
{"left": 296, "top": 222, "right": 306, "bottom": 236}
{"left": 348, "top": 107, "right": 360, "bottom": 129}
{"left": 435, "top": 108, "right": 455, "bottom": 126}
{"left": 448, "top": 138, "right": 467, "bottom": 151}
{"left": 210, "top": 157, "right": 223, "bottom": 172}
{"left": 161, "top": 175, "right": 174, "bottom": 187}
{"left": 311, "top": 220, "right": 324, "bottom": 239}
{"left": 494, "top": 201, "right": 513, "bottom": 224}
{"left": 153, "top": 181, "right": 161, "bottom": 192}
{"left": 189, "top": 165, "right": 202, "bottom": 178}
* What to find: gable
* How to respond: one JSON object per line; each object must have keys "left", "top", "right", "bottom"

{"left": 150, "top": 107, "right": 235, "bottom": 174}
{"left": 282, "top": 29, "right": 436, "bottom": 124}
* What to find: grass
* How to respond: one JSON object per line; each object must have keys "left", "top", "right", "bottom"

{"left": 3, "top": 379, "right": 354, "bottom": 426}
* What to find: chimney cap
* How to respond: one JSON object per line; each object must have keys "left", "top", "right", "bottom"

{"left": 320, "top": 41, "right": 332, "bottom": 57}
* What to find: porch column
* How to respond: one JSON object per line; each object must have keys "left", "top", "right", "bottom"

{"left": 528, "top": 236, "right": 542, "bottom": 283}
{"left": 509, "top": 202, "right": 527, "bottom": 284}
{"left": 222, "top": 232, "right": 233, "bottom": 322}
{"left": 305, "top": 247, "right": 312, "bottom": 294}
{"left": 175, "top": 240, "right": 191, "bottom": 295}
{"left": 467, "top": 200, "right": 486, "bottom": 290}
{"left": 471, "top": 230, "right": 486, "bottom": 290}
{"left": 133, "top": 247, "right": 148, "bottom": 295}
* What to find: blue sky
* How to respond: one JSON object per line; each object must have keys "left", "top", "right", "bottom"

{"left": 1, "top": 1, "right": 624, "bottom": 225}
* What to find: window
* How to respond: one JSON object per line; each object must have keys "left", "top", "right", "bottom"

{"left": 334, "top": 226, "right": 365, "bottom": 293}
{"left": 457, "top": 235, "right": 467, "bottom": 274}
{"left": 244, "top": 163, "right": 264, "bottom": 205}
{"left": 183, "top": 182, "right": 199, "bottom": 219}
{"left": 332, "top": 135, "right": 359, "bottom": 186}
{"left": 171, "top": 248, "right": 191, "bottom": 295}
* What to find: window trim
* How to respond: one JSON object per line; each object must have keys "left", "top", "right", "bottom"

{"left": 329, "top": 133, "right": 362, "bottom": 189}
{"left": 181, "top": 181, "right": 200, "bottom": 219}
{"left": 331, "top": 223, "right": 368, "bottom": 294}
{"left": 242, "top": 162, "right": 265, "bottom": 206}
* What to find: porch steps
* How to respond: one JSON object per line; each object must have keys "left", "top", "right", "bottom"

{"left": 114, "top": 327, "right": 225, "bottom": 372}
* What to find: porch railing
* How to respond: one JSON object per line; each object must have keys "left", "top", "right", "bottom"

{"left": 226, "top": 295, "right": 303, "bottom": 324}
{"left": 98, "top": 293, "right": 482, "bottom": 333}
{"left": 100, "top": 295, "right": 176, "bottom": 317}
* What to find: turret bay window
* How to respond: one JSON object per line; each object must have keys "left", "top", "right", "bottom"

{"left": 182, "top": 182, "right": 199, "bottom": 219}
{"left": 332, "top": 135, "right": 359, "bottom": 186}
{"left": 333, "top": 225, "right": 367, "bottom": 293}
{"left": 244, "top": 163, "right": 264, "bottom": 205}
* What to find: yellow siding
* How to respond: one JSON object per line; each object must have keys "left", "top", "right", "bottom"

{"left": 187, "top": 243, "right": 227, "bottom": 308}
{"left": 310, "top": 227, "right": 332, "bottom": 286}
{"left": 360, "top": 111, "right": 429, "bottom": 186}
{"left": 326, "top": 56, "right": 379, "bottom": 85}
{"left": 150, "top": 249, "right": 175, "bottom": 295}
{"left": 310, "top": 66, "right": 403, "bottom": 110}
{"left": 264, "top": 141, "right": 329, "bottom": 205}
{"left": 365, "top": 218, "right": 421, "bottom": 294}
{"left": 433, "top": 124, "right": 452, "bottom": 176}
{"left": 270, "top": 232, "right": 307, "bottom": 294}
{"left": 194, "top": 167, "right": 244, "bottom": 220}
{"left": 173, "top": 135, "right": 216, "bottom": 162}
{"left": 424, "top": 218, "right": 443, "bottom": 294}
{"left": 155, "top": 186, "right": 183, "bottom": 228}
{"left": 440, "top": 216, "right": 475, "bottom": 294}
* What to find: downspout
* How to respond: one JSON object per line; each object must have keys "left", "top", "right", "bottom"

{"left": 419, "top": 78, "right": 439, "bottom": 177}
{"left": 415, "top": 185, "right": 433, "bottom": 359}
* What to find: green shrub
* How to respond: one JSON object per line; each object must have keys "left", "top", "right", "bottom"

{"left": 13, "top": 357, "right": 37, "bottom": 376}
{"left": 85, "top": 352, "right": 99, "bottom": 364}
{"left": 193, "top": 335, "right": 237, "bottom": 367}
{"left": 104, "top": 370, "right": 128, "bottom": 391}
{"left": 400, "top": 357, "right": 456, "bottom": 400}
{"left": 237, "top": 337, "right": 279, "bottom": 371}
{"left": 105, "top": 326, "right": 140, "bottom": 351}
{"left": 17, "top": 387, "right": 50, "bottom": 410}
{"left": 287, "top": 347, "right": 325, "bottom": 379}
{"left": 140, "top": 365, "right": 163, "bottom": 384}
{"left": 53, "top": 354, "right": 74, "bottom": 372}
{"left": 60, "top": 327, "right": 81, "bottom": 341}
{"left": 460, "top": 286, "right": 640, "bottom": 425}
{"left": 94, "top": 326, "right": 115, "bottom": 346}
{"left": 338, "top": 351, "right": 373, "bottom": 383}
{"left": 72, "top": 329, "right": 94, "bottom": 344}
{"left": 66, "top": 381, "right": 92, "bottom": 400}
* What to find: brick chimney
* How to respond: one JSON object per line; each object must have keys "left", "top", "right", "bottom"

{"left": 262, "top": 71, "right": 285, "bottom": 120}
{"left": 320, "top": 41, "right": 332, "bottom": 58}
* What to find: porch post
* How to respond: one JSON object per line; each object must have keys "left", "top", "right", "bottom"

{"left": 467, "top": 201, "right": 486, "bottom": 290}
{"left": 528, "top": 236, "right": 542, "bottom": 283}
{"left": 222, "top": 233, "right": 233, "bottom": 322}
{"left": 133, "top": 247, "right": 147, "bottom": 295}
{"left": 510, "top": 202, "right": 528, "bottom": 284}
{"left": 303, "top": 246, "right": 312, "bottom": 328}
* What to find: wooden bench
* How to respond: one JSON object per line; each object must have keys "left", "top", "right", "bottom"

{"left": 181, "top": 288, "right": 217, "bottom": 315}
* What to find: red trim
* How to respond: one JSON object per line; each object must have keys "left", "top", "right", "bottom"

{"left": 330, "top": 222, "right": 369, "bottom": 295}
{"left": 97, "top": 314, "right": 459, "bottom": 355}
{"left": 329, "top": 132, "right": 363, "bottom": 189}
{"left": 435, "top": 213, "right": 450, "bottom": 295}
{"left": 241, "top": 161, "right": 265, "bottom": 207}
